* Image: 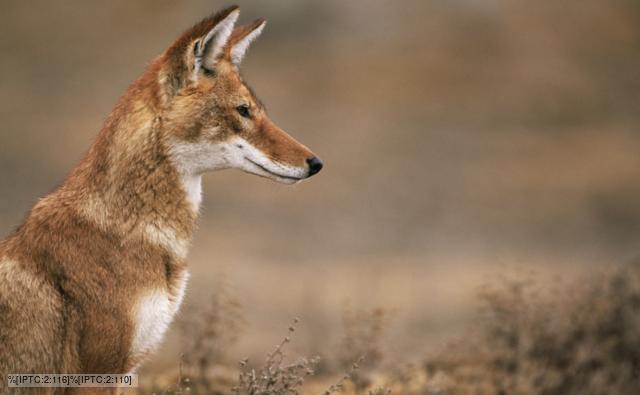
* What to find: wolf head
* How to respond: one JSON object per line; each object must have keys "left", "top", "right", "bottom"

{"left": 155, "top": 6, "right": 322, "bottom": 185}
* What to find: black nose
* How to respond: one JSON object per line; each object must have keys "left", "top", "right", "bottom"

{"left": 306, "top": 156, "right": 323, "bottom": 176}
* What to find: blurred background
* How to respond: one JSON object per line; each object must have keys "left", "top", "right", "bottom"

{"left": 1, "top": 0, "right": 640, "bottom": 375}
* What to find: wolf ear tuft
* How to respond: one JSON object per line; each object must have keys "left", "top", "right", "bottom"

{"left": 195, "top": 7, "right": 240, "bottom": 73}
{"left": 227, "top": 18, "right": 267, "bottom": 66}
{"left": 160, "top": 6, "right": 240, "bottom": 96}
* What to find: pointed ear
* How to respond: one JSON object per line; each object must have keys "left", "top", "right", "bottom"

{"left": 160, "top": 6, "right": 240, "bottom": 98}
{"left": 227, "top": 18, "right": 267, "bottom": 66}
{"left": 194, "top": 7, "right": 240, "bottom": 72}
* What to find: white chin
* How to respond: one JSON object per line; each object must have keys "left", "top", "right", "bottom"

{"left": 239, "top": 159, "right": 305, "bottom": 184}
{"left": 243, "top": 168, "right": 303, "bottom": 184}
{"left": 274, "top": 176, "right": 301, "bottom": 185}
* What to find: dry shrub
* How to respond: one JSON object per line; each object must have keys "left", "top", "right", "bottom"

{"left": 233, "top": 318, "right": 320, "bottom": 395}
{"left": 337, "top": 305, "right": 391, "bottom": 392}
{"left": 142, "top": 293, "right": 358, "bottom": 395}
{"left": 422, "top": 261, "right": 640, "bottom": 395}
{"left": 147, "top": 317, "right": 329, "bottom": 395}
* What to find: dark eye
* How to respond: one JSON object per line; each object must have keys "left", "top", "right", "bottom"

{"left": 236, "top": 104, "right": 251, "bottom": 119}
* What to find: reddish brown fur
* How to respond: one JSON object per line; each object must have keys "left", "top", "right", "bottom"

{"left": 0, "top": 6, "right": 318, "bottom": 394}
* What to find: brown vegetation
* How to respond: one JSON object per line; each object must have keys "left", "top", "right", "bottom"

{"left": 421, "top": 261, "right": 640, "bottom": 395}
{"left": 138, "top": 261, "right": 640, "bottom": 395}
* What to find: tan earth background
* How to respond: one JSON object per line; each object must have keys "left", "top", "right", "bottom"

{"left": 1, "top": 0, "right": 640, "bottom": 389}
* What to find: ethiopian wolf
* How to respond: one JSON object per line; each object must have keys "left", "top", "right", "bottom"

{"left": 0, "top": 5, "right": 322, "bottom": 393}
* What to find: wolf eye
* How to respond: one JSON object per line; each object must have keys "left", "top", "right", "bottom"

{"left": 236, "top": 104, "right": 251, "bottom": 119}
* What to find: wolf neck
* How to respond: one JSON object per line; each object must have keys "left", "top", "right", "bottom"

{"left": 62, "top": 85, "right": 199, "bottom": 258}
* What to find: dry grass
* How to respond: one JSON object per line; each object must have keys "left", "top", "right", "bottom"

{"left": 421, "top": 261, "right": 640, "bottom": 395}
{"left": 140, "top": 261, "right": 640, "bottom": 395}
{"left": 139, "top": 295, "right": 387, "bottom": 394}
{"left": 232, "top": 319, "right": 320, "bottom": 395}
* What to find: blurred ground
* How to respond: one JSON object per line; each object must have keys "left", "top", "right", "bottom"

{"left": 1, "top": 0, "right": 640, "bottom": 377}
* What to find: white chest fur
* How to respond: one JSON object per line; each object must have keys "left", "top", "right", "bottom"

{"left": 130, "top": 271, "right": 189, "bottom": 357}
